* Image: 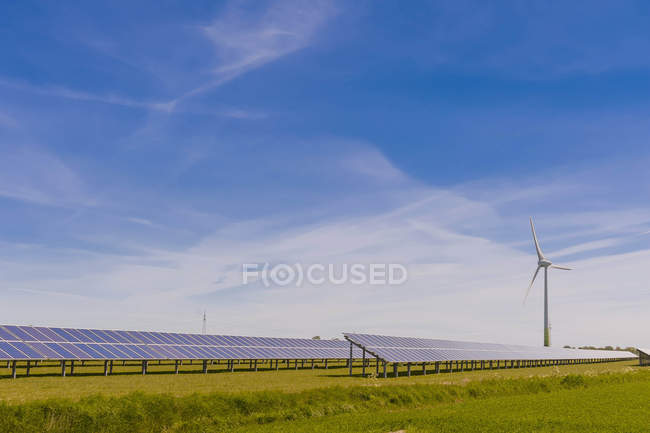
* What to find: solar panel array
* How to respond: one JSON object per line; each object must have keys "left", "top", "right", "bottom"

{"left": 345, "top": 333, "right": 637, "bottom": 363}
{"left": 0, "top": 325, "right": 359, "bottom": 361}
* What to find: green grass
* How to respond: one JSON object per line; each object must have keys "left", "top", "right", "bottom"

{"left": 0, "top": 359, "right": 637, "bottom": 402}
{"left": 239, "top": 376, "right": 650, "bottom": 432}
{"left": 0, "top": 360, "right": 645, "bottom": 432}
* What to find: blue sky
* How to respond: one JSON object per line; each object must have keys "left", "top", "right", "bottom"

{"left": 1, "top": 0, "right": 650, "bottom": 347}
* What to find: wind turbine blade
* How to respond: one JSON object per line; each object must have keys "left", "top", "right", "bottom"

{"left": 524, "top": 266, "right": 541, "bottom": 304}
{"left": 530, "top": 217, "right": 544, "bottom": 260}
{"left": 550, "top": 264, "right": 572, "bottom": 270}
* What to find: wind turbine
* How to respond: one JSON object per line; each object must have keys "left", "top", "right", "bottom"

{"left": 524, "top": 218, "right": 572, "bottom": 347}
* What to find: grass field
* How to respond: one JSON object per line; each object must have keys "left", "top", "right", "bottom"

{"left": 0, "top": 359, "right": 646, "bottom": 432}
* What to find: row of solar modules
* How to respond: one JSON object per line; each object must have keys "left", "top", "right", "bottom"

{"left": 344, "top": 333, "right": 638, "bottom": 363}
{"left": 0, "top": 324, "right": 359, "bottom": 361}
{"left": 345, "top": 333, "right": 598, "bottom": 352}
{"left": 0, "top": 325, "right": 346, "bottom": 348}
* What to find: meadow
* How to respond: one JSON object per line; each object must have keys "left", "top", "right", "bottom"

{"left": 0, "top": 359, "right": 646, "bottom": 432}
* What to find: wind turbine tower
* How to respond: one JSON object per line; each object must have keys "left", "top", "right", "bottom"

{"left": 202, "top": 310, "right": 207, "bottom": 335}
{"left": 525, "top": 218, "right": 572, "bottom": 346}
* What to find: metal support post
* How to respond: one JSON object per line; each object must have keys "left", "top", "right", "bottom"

{"left": 349, "top": 342, "right": 353, "bottom": 376}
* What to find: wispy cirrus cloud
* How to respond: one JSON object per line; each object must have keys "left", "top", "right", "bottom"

{"left": 174, "top": 0, "right": 338, "bottom": 104}
{"left": 0, "top": 77, "right": 175, "bottom": 112}
{"left": 0, "top": 0, "right": 338, "bottom": 115}
{"left": 0, "top": 145, "right": 94, "bottom": 207}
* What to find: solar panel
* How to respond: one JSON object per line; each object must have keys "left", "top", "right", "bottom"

{"left": 0, "top": 323, "right": 361, "bottom": 362}
{"left": 86, "top": 343, "right": 120, "bottom": 359}
{"left": 344, "top": 333, "right": 637, "bottom": 364}
{"left": 27, "top": 342, "right": 64, "bottom": 359}
{"left": 0, "top": 342, "right": 29, "bottom": 359}
{"left": 45, "top": 343, "right": 77, "bottom": 359}
{"left": 3, "top": 326, "right": 33, "bottom": 341}
{"left": 7, "top": 342, "right": 42, "bottom": 359}
{"left": 0, "top": 326, "right": 17, "bottom": 341}
{"left": 50, "top": 328, "right": 79, "bottom": 342}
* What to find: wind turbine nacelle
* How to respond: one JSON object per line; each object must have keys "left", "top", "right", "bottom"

{"left": 538, "top": 259, "right": 552, "bottom": 267}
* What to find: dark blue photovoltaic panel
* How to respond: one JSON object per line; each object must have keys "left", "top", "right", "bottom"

{"left": 143, "top": 345, "right": 166, "bottom": 358}
{"left": 183, "top": 346, "right": 205, "bottom": 359}
{"left": 59, "top": 343, "right": 89, "bottom": 359}
{"left": 194, "top": 335, "right": 213, "bottom": 346}
{"left": 176, "top": 334, "right": 199, "bottom": 345}
{"left": 45, "top": 343, "right": 77, "bottom": 359}
{"left": 91, "top": 329, "right": 119, "bottom": 344}
{"left": 222, "top": 347, "right": 240, "bottom": 357}
{"left": 105, "top": 344, "right": 132, "bottom": 359}
{"left": 104, "top": 330, "right": 131, "bottom": 344}
{"left": 155, "top": 333, "right": 176, "bottom": 344}
{"left": 140, "top": 345, "right": 165, "bottom": 358}
{"left": 3, "top": 326, "right": 34, "bottom": 341}
{"left": 200, "top": 346, "right": 218, "bottom": 358}
{"left": 0, "top": 346, "right": 11, "bottom": 359}
{"left": 165, "top": 345, "right": 187, "bottom": 359}
{"left": 0, "top": 326, "right": 18, "bottom": 341}
{"left": 211, "top": 347, "right": 231, "bottom": 359}
{"left": 20, "top": 327, "right": 52, "bottom": 342}
{"left": 34, "top": 327, "right": 63, "bottom": 342}
{"left": 112, "top": 331, "right": 137, "bottom": 344}
{"left": 172, "top": 346, "right": 197, "bottom": 359}
{"left": 130, "top": 345, "right": 154, "bottom": 359}
{"left": 67, "top": 329, "right": 97, "bottom": 343}
{"left": 0, "top": 342, "right": 28, "bottom": 359}
{"left": 87, "top": 344, "right": 120, "bottom": 359}
{"left": 28, "top": 342, "right": 64, "bottom": 359}
{"left": 144, "top": 332, "right": 167, "bottom": 344}
{"left": 76, "top": 329, "right": 106, "bottom": 343}
{"left": 225, "top": 336, "right": 243, "bottom": 346}
{"left": 164, "top": 333, "right": 184, "bottom": 345}
{"left": 152, "top": 333, "right": 175, "bottom": 345}
{"left": 9, "top": 342, "right": 43, "bottom": 359}
{"left": 50, "top": 328, "right": 80, "bottom": 342}
{"left": 75, "top": 344, "right": 103, "bottom": 359}
{"left": 192, "top": 346, "right": 214, "bottom": 358}
{"left": 118, "top": 345, "right": 144, "bottom": 359}
{"left": 134, "top": 331, "right": 157, "bottom": 344}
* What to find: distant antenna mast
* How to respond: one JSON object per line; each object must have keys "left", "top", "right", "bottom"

{"left": 202, "top": 310, "right": 207, "bottom": 335}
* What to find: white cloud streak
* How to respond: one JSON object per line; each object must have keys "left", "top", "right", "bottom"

{"left": 0, "top": 0, "right": 337, "bottom": 115}
{"left": 173, "top": 0, "right": 338, "bottom": 104}
{"left": 0, "top": 146, "right": 94, "bottom": 207}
